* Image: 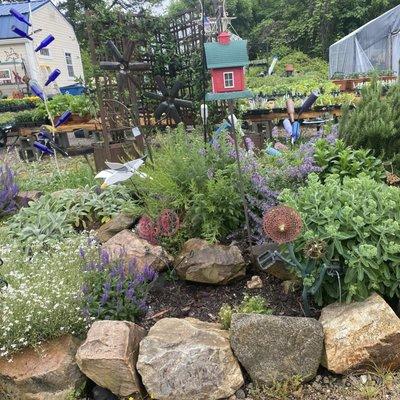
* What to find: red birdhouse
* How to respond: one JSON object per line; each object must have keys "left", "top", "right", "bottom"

{"left": 205, "top": 32, "right": 252, "bottom": 101}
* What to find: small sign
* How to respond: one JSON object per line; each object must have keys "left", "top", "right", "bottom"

{"left": 132, "top": 127, "right": 141, "bottom": 137}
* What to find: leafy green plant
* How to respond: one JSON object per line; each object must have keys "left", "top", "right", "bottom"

{"left": 37, "top": 94, "right": 98, "bottom": 118}
{"left": 7, "top": 185, "right": 134, "bottom": 246}
{"left": 218, "top": 294, "right": 273, "bottom": 329}
{"left": 313, "top": 139, "right": 386, "bottom": 182}
{"left": 280, "top": 174, "right": 400, "bottom": 304}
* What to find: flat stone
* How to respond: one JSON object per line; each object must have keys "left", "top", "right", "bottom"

{"left": 320, "top": 293, "right": 400, "bottom": 374}
{"left": 102, "top": 229, "right": 173, "bottom": 272}
{"left": 76, "top": 320, "right": 146, "bottom": 397}
{"left": 230, "top": 313, "right": 323, "bottom": 385}
{"left": 96, "top": 212, "right": 134, "bottom": 243}
{"left": 137, "top": 317, "right": 244, "bottom": 400}
{"left": 0, "top": 335, "right": 84, "bottom": 400}
{"left": 175, "top": 238, "right": 246, "bottom": 285}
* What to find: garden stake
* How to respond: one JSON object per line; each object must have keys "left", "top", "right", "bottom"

{"left": 229, "top": 100, "right": 253, "bottom": 250}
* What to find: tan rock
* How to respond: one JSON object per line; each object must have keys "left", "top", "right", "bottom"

{"left": 76, "top": 320, "right": 146, "bottom": 397}
{"left": 102, "top": 229, "right": 173, "bottom": 272}
{"left": 246, "top": 275, "right": 263, "bottom": 289}
{"left": 175, "top": 238, "right": 246, "bottom": 285}
{"left": 320, "top": 293, "right": 400, "bottom": 374}
{"left": 0, "top": 335, "right": 84, "bottom": 400}
{"left": 96, "top": 212, "right": 134, "bottom": 243}
{"left": 15, "top": 190, "right": 43, "bottom": 208}
{"left": 137, "top": 317, "right": 244, "bottom": 400}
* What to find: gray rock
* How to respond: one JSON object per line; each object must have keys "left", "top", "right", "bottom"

{"left": 96, "top": 213, "right": 134, "bottom": 243}
{"left": 137, "top": 317, "right": 244, "bottom": 400}
{"left": 175, "top": 238, "right": 246, "bottom": 285}
{"left": 230, "top": 313, "right": 323, "bottom": 386}
{"left": 235, "top": 389, "right": 246, "bottom": 399}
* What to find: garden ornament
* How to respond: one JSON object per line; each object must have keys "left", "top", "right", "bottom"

{"left": 268, "top": 56, "right": 278, "bottom": 76}
{"left": 99, "top": 40, "right": 150, "bottom": 94}
{"left": 11, "top": 26, "right": 33, "bottom": 40}
{"left": 95, "top": 159, "right": 147, "bottom": 188}
{"left": 265, "top": 147, "right": 282, "bottom": 157}
{"left": 144, "top": 76, "right": 194, "bottom": 124}
{"left": 10, "top": 7, "right": 31, "bottom": 26}
{"left": 44, "top": 69, "right": 61, "bottom": 86}
{"left": 259, "top": 205, "right": 342, "bottom": 316}
{"left": 35, "top": 35, "right": 55, "bottom": 52}
{"left": 298, "top": 91, "right": 319, "bottom": 118}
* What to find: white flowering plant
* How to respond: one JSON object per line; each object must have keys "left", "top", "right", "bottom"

{"left": 0, "top": 234, "right": 97, "bottom": 357}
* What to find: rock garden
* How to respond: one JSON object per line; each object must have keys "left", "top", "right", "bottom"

{"left": 1, "top": 1, "right": 400, "bottom": 400}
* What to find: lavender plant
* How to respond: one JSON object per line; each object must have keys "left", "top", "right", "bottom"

{"left": 0, "top": 164, "right": 19, "bottom": 217}
{"left": 81, "top": 250, "right": 158, "bottom": 322}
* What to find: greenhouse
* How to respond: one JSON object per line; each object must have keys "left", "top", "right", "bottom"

{"left": 329, "top": 4, "right": 400, "bottom": 77}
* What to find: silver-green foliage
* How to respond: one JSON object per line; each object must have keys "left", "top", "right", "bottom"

{"left": 280, "top": 174, "right": 400, "bottom": 304}
{"left": 7, "top": 185, "right": 133, "bottom": 246}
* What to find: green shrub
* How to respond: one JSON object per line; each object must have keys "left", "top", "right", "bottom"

{"left": 280, "top": 174, "right": 400, "bottom": 304}
{"left": 0, "top": 235, "right": 95, "bottom": 356}
{"left": 130, "top": 125, "right": 246, "bottom": 243}
{"left": 218, "top": 294, "right": 273, "bottom": 329}
{"left": 340, "top": 79, "right": 400, "bottom": 171}
{"left": 313, "top": 138, "right": 386, "bottom": 182}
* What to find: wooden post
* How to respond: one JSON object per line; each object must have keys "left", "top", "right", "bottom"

{"left": 229, "top": 100, "right": 252, "bottom": 250}
{"left": 86, "top": 10, "right": 111, "bottom": 159}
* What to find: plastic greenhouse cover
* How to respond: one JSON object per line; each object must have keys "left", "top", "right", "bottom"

{"left": 329, "top": 4, "right": 400, "bottom": 77}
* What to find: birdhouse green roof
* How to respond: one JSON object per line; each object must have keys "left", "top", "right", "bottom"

{"left": 205, "top": 40, "right": 249, "bottom": 69}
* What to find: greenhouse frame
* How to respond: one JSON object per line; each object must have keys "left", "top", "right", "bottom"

{"left": 329, "top": 4, "right": 400, "bottom": 77}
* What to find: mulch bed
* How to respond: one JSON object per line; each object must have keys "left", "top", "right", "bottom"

{"left": 142, "top": 265, "right": 320, "bottom": 331}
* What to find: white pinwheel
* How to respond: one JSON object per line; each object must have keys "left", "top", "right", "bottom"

{"left": 95, "top": 159, "right": 147, "bottom": 187}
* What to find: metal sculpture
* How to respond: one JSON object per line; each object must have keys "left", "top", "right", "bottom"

{"left": 99, "top": 40, "right": 150, "bottom": 94}
{"left": 144, "top": 76, "right": 194, "bottom": 124}
{"left": 258, "top": 206, "right": 341, "bottom": 316}
{"left": 95, "top": 159, "right": 147, "bottom": 187}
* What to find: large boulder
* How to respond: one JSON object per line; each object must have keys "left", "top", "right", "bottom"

{"left": 96, "top": 213, "right": 134, "bottom": 243}
{"left": 76, "top": 320, "right": 146, "bottom": 397}
{"left": 102, "top": 229, "right": 173, "bottom": 272}
{"left": 230, "top": 314, "right": 323, "bottom": 385}
{"left": 137, "top": 318, "right": 244, "bottom": 400}
{"left": 0, "top": 335, "right": 84, "bottom": 400}
{"left": 320, "top": 293, "right": 400, "bottom": 374}
{"left": 174, "top": 238, "right": 246, "bottom": 285}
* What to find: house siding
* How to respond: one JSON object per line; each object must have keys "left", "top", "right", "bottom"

{"left": 211, "top": 67, "right": 245, "bottom": 93}
{"left": 0, "top": 41, "right": 27, "bottom": 97}
{"left": 31, "top": 2, "right": 84, "bottom": 93}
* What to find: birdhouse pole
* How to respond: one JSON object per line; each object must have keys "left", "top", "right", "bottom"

{"left": 228, "top": 100, "right": 253, "bottom": 249}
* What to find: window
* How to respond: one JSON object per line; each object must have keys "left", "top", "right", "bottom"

{"left": 223, "top": 71, "right": 234, "bottom": 88}
{"left": 65, "top": 52, "right": 75, "bottom": 78}
{"left": 39, "top": 48, "right": 50, "bottom": 57}
{"left": 0, "top": 69, "right": 12, "bottom": 85}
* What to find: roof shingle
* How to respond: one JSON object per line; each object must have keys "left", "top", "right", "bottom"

{"left": 205, "top": 40, "right": 249, "bottom": 69}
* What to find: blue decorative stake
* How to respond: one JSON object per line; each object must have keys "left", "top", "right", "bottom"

{"left": 33, "top": 141, "right": 54, "bottom": 155}
{"left": 30, "top": 82, "right": 45, "bottom": 101}
{"left": 45, "top": 69, "right": 61, "bottom": 86}
{"left": 35, "top": 35, "right": 55, "bottom": 52}
{"left": 11, "top": 26, "right": 33, "bottom": 41}
{"left": 55, "top": 110, "right": 72, "bottom": 128}
{"left": 10, "top": 8, "right": 32, "bottom": 26}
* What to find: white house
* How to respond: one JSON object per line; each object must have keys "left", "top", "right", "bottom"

{"left": 0, "top": 0, "right": 84, "bottom": 97}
